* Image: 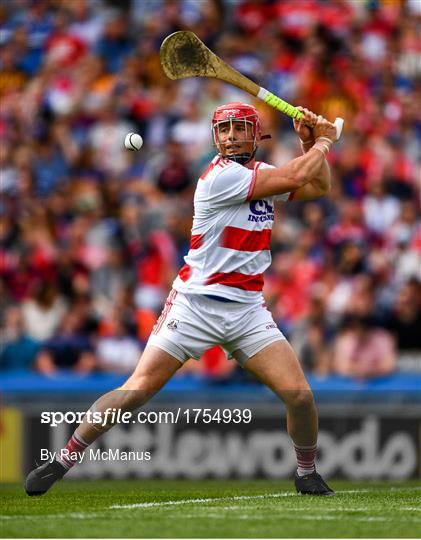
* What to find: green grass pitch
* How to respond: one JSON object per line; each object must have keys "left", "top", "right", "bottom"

{"left": 1, "top": 479, "right": 420, "bottom": 538}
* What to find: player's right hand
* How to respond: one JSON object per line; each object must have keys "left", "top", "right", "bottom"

{"left": 312, "top": 115, "right": 337, "bottom": 142}
{"left": 293, "top": 106, "right": 318, "bottom": 142}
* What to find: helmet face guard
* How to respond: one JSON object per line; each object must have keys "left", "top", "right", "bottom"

{"left": 212, "top": 102, "right": 261, "bottom": 165}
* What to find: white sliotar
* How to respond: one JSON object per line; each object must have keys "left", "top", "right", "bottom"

{"left": 124, "top": 132, "right": 143, "bottom": 151}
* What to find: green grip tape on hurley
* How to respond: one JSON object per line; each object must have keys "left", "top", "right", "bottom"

{"left": 263, "top": 91, "right": 303, "bottom": 120}
{"left": 261, "top": 89, "right": 344, "bottom": 139}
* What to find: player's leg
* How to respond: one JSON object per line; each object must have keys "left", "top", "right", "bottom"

{"left": 242, "top": 339, "right": 334, "bottom": 495}
{"left": 72, "top": 345, "right": 182, "bottom": 444}
{"left": 25, "top": 346, "right": 181, "bottom": 496}
{"left": 244, "top": 340, "right": 317, "bottom": 444}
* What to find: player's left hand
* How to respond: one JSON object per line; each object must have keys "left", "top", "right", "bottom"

{"left": 293, "top": 107, "right": 318, "bottom": 142}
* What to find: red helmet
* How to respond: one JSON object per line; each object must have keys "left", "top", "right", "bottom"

{"left": 211, "top": 102, "right": 261, "bottom": 161}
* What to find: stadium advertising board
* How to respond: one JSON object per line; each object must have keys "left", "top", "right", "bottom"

{"left": 24, "top": 408, "right": 420, "bottom": 481}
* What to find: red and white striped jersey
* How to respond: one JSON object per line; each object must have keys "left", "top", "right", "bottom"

{"left": 172, "top": 155, "right": 290, "bottom": 303}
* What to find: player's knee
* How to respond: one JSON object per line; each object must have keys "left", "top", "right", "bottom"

{"left": 122, "top": 376, "right": 157, "bottom": 404}
{"left": 286, "top": 389, "right": 315, "bottom": 411}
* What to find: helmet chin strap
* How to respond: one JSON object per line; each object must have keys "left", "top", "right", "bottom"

{"left": 220, "top": 148, "right": 256, "bottom": 165}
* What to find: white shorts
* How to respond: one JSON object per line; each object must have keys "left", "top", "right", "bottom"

{"left": 147, "top": 290, "right": 286, "bottom": 365}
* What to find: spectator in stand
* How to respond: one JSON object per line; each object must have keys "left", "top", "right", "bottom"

{"left": 171, "top": 100, "right": 212, "bottom": 164}
{"left": 299, "top": 322, "right": 331, "bottom": 376}
{"left": 134, "top": 229, "right": 177, "bottom": 313}
{"left": 387, "top": 201, "right": 420, "bottom": 284}
{"left": 334, "top": 136, "right": 366, "bottom": 199}
{"left": 0, "top": 41, "right": 27, "bottom": 96}
{"left": 388, "top": 201, "right": 418, "bottom": 249}
{"left": 94, "top": 10, "right": 134, "bottom": 74}
{"left": 31, "top": 132, "right": 71, "bottom": 197}
{"left": 67, "top": 0, "right": 105, "bottom": 49}
{"left": 96, "top": 318, "right": 142, "bottom": 374}
{"left": 290, "top": 290, "right": 333, "bottom": 376}
{"left": 21, "top": 282, "right": 67, "bottom": 342}
{"left": 44, "top": 9, "right": 87, "bottom": 70}
{"left": 266, "top": 233, "right": 321, "bottom": 335}
{"left": 154, "top": 139, "right": 193, "bottom": 195}
{"left": 88, "top": 99, "right": 135, "bottom": 175}
{"left": 90, "top": 245, "right": 136, "bottom": 318}
{"left": 0, "top": 306, "right": 40, "bottom": 371}
{"left": 0, "top": 141, "right": 18, "bottom": 195}
{"left": 234, "top": 0, "right": 274, "bottom": 38}
{"left": 0, "top": 278, "right": 13, "bottom": 322}
{"left": 332, "top": 315, "right": 396, "bottom": 379}
{"left": 345, "top": 274, "right": 377, "bottom": 319}
{"left": 385, "top": 279, "right": 421, "bottom": 353}
{"left": 327, "top": 199, "right": 368, "bottom": 251}
{"left": 393, "top": 230, "right": 420, "bottom": 286}
{"left": 1, "top": 250, "right": 40, "bottom": 304}
{"left": 362, "top": 179, "right": 400, "bottom": 236}
{"left": 15, "top": 0, "right": 55, "bottom": 69}
{"left": 35, "top": 309, "right": 96, "bottom": 374}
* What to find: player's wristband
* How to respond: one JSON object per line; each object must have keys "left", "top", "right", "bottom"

{"left": 312, "top": 137, "right": 333, "bottom": 156}
{"left": 316, "top": 136, "right": 334, "bottom": 146}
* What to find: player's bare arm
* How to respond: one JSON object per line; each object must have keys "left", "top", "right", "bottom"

{"left": 290, "top": 107, "right": 332, "bottom": 201}
{"left": 251, "top": 112, "right": 336, "bottom": 201}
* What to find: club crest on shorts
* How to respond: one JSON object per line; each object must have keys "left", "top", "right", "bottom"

{"left": 167, "top": 318, "right": 179, "bottom": 330}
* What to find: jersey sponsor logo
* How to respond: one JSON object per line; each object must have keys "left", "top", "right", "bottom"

{"left": 248, "top": 200, "right": 274, "bottom": 222}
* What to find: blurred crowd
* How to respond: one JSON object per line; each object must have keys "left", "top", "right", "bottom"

{"left": 0, "top": 0, "right": 420, "bottom": 381}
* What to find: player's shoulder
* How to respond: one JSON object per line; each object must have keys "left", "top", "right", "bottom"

{"left": 198, "top": 156, "right": 276, "bottom": 184}
{"left": 214, "top": 156, "right": 239, "bottom": 173}
{"left": 254, "top": 160, "right": 275, "bottom": 171}
{"left": 199, "top": 155, "right": 245, "bottom": 182}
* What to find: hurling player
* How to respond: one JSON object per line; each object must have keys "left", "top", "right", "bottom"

{"left": 26, "top": 103, "right": 337, "bottom": 496}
